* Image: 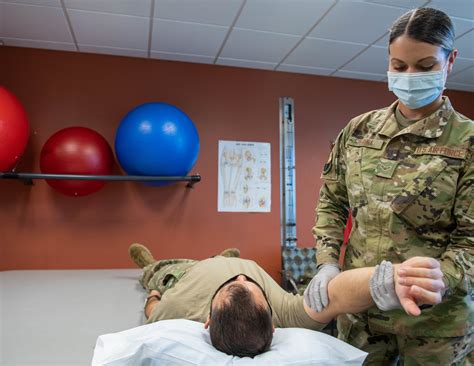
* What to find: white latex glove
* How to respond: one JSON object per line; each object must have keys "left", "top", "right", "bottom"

{"left": 304, "top": 263, "right": 340, "bottom": 312}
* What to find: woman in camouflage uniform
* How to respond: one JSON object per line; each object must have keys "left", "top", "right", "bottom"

{"left": 305, "top": 7, "right": 473, "bottom": 366}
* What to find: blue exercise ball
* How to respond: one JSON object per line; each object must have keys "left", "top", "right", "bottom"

{"left": 115, "top": 102, "right": 200, "bottom": 179}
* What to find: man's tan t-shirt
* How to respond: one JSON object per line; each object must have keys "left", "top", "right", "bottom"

{"left": 148, "top": 256, "right": 325, "bottom": 330}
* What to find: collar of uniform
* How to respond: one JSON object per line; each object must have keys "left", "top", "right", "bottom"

{"left": 378, "top": 96, "right": 453, "bottom": 139}
{"left": 376, "top": 100, "right": 400, "bottom": 138}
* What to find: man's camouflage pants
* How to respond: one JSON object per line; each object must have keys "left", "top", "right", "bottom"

{"left": 338, "top": 313, "right": 473, "bottom": 365}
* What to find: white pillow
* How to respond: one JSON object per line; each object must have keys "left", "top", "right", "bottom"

{"left": 92, "top": 319, "right": 367, "bottom": 366}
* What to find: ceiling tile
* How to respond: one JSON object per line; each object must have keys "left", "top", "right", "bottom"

{"left": 0, "top": 3, "right": 73, "bottom": 43}
{"left": 429, "top": 0, "right": 474, "bottom": 21}
{"left": 309, "top": 1, "right": 406, "bottom": 44}
{"left": 451, "top": 17, "right": 474, "bottom": 38}
{"left": 216, "top": 57, "right": 276, "bottom": 70}
{"left": 448, "top": 65, "right": 474, "bottom": 84}
{"left": 277, "top": 64, "right": 335, "bottom": 75}
{"left": 79, "top": 44, "right": 147, "bottom": 58}
{"left": 341, "top": 45, "right": 388, "bottom": 74}
{"left": 236, "top": 0, "right": 335, "bottom": 36}
{"left": 151, "top": 51, "right": 214, "bottom": 64}
{"left": 333, "top": 69, "right": 386, "bottom": 81}
{"left": 284, "top": 37, "right": 367, "bottom": 69}
{"left": 0, "top": 0, "right": 60, "bottom": 7}
{"left": 455, "top": 29, "right": 474, "bottom": 59}
{"left": 446, "top": 81, "right": 474, "bottom": 92}
{"left": 220, "top": 28, "right": 300, "bottom": 63}
{"left": 452, "top": 57, "right": 474, "bottom": 75}
{"left": 65, "top": 0, "right": 152, "bottom": 17}
{"left": 362, "top": 0, "right": 426, "bottom": 8}
{"left": 375, "top": 32, "right": 389, "bottom": 46}
{"left": 154, "top": 0, "right": 243, "bottom": 26}
{"left": 2, "top": 37, "right": 76, "bottom": 51}
{"left": 68, "top": 10, "right": 149, "bottom": 50}
{"left": 152, "top": 19, "right": 227, "bottom": 56}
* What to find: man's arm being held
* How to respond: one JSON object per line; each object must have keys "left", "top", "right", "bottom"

{"left": 304, "top": 257, "right": 445, "bottom": 323}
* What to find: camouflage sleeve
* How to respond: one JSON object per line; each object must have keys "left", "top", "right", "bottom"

{"left": 442, "top": 146, "right": 474, "bottom": 294}
{"left": 313, "top": 128, "right": 350, "bottom": 267}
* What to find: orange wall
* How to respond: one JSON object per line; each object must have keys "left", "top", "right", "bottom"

{"left": 1, "top": 46, "right": 473, "bottom": 279}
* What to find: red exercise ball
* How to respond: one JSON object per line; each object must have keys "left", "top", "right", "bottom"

{"left": 0, "top": 87, "right": 30, "bottom": 171}
{"left": 40, "top": 127, "right": 114, "bottom": 197}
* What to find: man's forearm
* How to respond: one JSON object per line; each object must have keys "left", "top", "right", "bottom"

{"left": 304, "top": 257, "right": 445, "bottom": 322}
{"left": 304, "top": 267, "right": 375, "bottom": 323}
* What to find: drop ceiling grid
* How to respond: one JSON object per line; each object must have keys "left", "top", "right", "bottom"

{"left": 0, "top": 0, "right": 472, "bottom": 91}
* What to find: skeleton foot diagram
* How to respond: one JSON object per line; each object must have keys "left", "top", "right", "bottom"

{"left": 218, "top": 141, "right": 271, "bottom": 212}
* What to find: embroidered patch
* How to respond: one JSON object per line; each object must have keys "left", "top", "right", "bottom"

{"left": 323, "top": 162, "right": 332, "bottom": 175}
{"left": 414, "top": 146, "right": 466, "bottom": 159}
{"left": 348, "top": 137, "right": 384, "bottom": 149}
{"left": 375, "top": 159, "right": 398, "bottom": 178}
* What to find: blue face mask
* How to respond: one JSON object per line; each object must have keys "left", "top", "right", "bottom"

{"left": 387, "top": 65, "right": 447, "bottom": 110}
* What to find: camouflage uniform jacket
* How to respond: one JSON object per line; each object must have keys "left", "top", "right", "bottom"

{"left": 314, "top": 97, "right": 473, "bottom": 337}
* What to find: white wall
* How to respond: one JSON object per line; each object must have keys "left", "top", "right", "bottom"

{"left": 1, "top": 269, "right": 143, "bottom": 366}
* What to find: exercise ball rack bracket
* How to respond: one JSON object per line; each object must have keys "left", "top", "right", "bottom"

{"left": 0, "top": 172, "right": 201, "bottom": 188}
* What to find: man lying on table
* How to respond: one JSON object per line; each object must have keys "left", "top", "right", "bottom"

{"left": 129, "top": 244, "right": 444, "bottom": 358}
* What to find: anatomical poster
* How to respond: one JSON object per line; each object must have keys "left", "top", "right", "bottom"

{"left": 218, "top": 140, "right": 271, "bottom": 213}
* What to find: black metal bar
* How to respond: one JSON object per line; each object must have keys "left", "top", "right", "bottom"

{"left": 0, "top": 172, "right": 201, "bottom": 186}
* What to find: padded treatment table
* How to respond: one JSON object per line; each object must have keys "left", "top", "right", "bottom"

{"left": 1, "top": 269, "right": 143, "bottom": 366}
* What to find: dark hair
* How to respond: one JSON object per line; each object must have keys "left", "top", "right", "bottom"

{"left": 389, "top": 7, "right": 455, "bottom": 57}
{"left": 209, "top": 284, "right": 273, "bottom": 358}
